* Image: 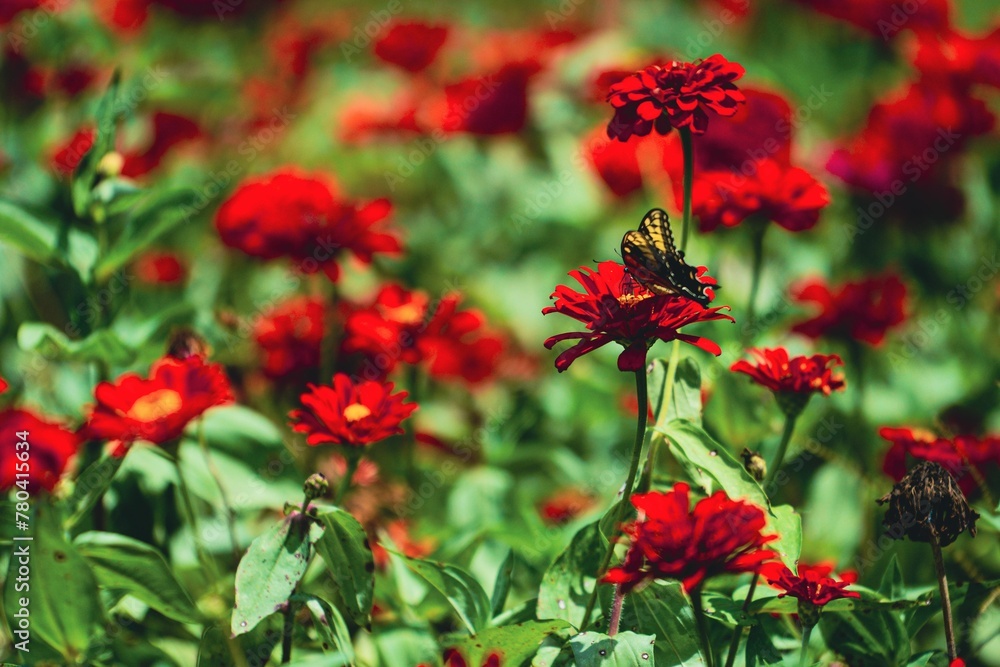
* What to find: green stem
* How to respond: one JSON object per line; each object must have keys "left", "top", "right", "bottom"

{"left": 691, "top": 587, "right": 715, "bottom": 667}
{"left": 608, "top": 584, "right": 625, "bottom": 637}
{"left": 281, "top": 600, "right": 295, "bottom": 664}
{"left": 335, "top": 454, "right": 360, "bottom": 505}
{"left": 680, "top": 127, "right": 694, "bottom": 253}
{"left": 198, "top": 419, "right": 241, "bottom": 561}
{"left": 798, "top": 624, "right": 814, "bottom": 667}
{"left": 173, "top": 450, "right": 220, "bottom": 585}
{"left": 745, "top": 223, "right": 767, "bottom": 338}
{"left": 763, "top": 414, "right": 798, "bottom": 491}
{"left": 930, "top": 531, "right": 957, "bottom": 661}
{"left": 723, "top": 574, "right": 760, "bottom": 667}
{"left": 581, "top": 368, "right": 649, "bottom": 629}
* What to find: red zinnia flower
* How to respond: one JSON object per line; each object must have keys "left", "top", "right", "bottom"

{"left": 731, "top": 347, "right": 845, "bottom": 405}
{"left": 215, "top": 169, "right": 401, "bottom": 282}
{"left": 133, "top": 250, "right": 187, "bottom": 285}
{"left": 790, "top": 0, "right": 950, "bottom": 39}
{"left": 604, "top": 483, "right": 776, "bottom": 592}
{"left": 543, "top": 261, "right": 732, "bottom": 372}
{"left": 760, "top": 561, "right": 860, "bottom": 607}
{"left": 120, "top": 111, "right": 202, "bottom": 178}
{"left": 0, "top": 409, "right": 79, "bottom": 493}
{"left": 692, "top": 159, "right": 830, "bottom": 232}
{"left": 374, "top": 21, "right": 449, "bottom": 73}
{"left": 0, "top": 376, "right": 7, "bottom": 394}
{"left": 253, "top": 296, "right": 326, "bottom": 380}
{"left": 424, "top": 63, "right": 536, "bottom": 136}
{"left": 50, "top": 128, "right": 95, "bottom": 175}
{"left": 880, "top": 427, "right": 1000, "bottom": 495}
{"left": 289, "top": 373, "right": 416, "bottom": 448}
{"left": 539, "top": 487, "right": 597, "bottom": 526}
{"left": 606, "top": 54, "right": 745, "bottom": 140}
{"left": 85, "top": 355, "right": 233, "bottom": 447}
{"left": 791, "top": 274, "right": 907, "bottom": 346}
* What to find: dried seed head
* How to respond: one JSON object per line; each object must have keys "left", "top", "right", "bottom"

{"left": 741, "top": 448, "right": 767, "bottom": 482}
{"left": 877, "top": 461, "right": 979, "bottom": 547}
{"left": 166, "top": 327, "right": 211, "bottom": 360}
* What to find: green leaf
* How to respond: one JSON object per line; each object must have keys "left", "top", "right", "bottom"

{"left": 649, "top": 356, "right": 702, "bottom": 428}
{"left": 769, "top": 505, "right": 802, "bottom": 571}
{"left": 628, "top": 583, "right": 703, "bottom": 667}
{"left": 490, "top": 549, "right": 515, "bottom": 618}
{"left": 18, "top": 322, "right": 135, "bottom": 365}
{"left": 373, "top": 626, "right": 440, "bottom": 666}
{"left": 445, "top": 620, "right": 572, "bottom": 666}
{"left": 396, "top": 553, "right": 491, "bottom": 635}
{"left": 537, "top": 520, "right": 607, "bottom": 628}
{"left": 569, "top": 631, "right": 656, "bottom": 665}
{"left": 745, "top": 624, "right": 781, "bottom": 667}
{"left": 74, "top": 531, "right": 201, "bottom": 624}
{"left": 72, "top": 70, "right": 121, "bottom": 217}
{"left": 64, "top": 454, "right": 125, "bottom": 528}
{"left": 193, "top": 404, "right": 286, "bottom": 455}
{"left": 313, "top": 507, "right": 375, "bottom": 626}
{"left": 0, "top": 199, "right": 61, "bottom": 265}
{"left": 3, "top": 500, "right": 101, "bottom": 661}
{"left": 879, "top": 556, "right": 905, "bottom": 600}
{"left": 294, "top": 593, "right": 354, "bottom": 662}
{"left": 819, "top": 589, "right": 911, "bottom": 667}
{"left": 231, "top": 514, "right": 316, "bottom": 636}
{"left": 905, "top": 651, "right": 936, "bottom": 667}
{"left": 197, "top": 626, "right": 235, "bottom": 667}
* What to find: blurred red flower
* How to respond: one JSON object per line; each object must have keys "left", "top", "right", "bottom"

{"left": 0, "top": 409, "right": 79, "bottom": 493}
{"left": 253, "top": 296, "right": 326, "bottom": 380}
{"left": 539, "top": 487, "right": 597, "bottom": 525}
{"left": 603, "top": 483, "right": 776, "bottom": 592}
{"left": 880, "top": 427, "right": 1000, "bottom": 495}
{"left": 910, "top": 27, "right": 1000, "bottom": 89}
{"left": 339, "top": 94, "right": 422, "bottom": 144}
{"left": 374, "top": 21, "right": 449, "bottom": 73}
{"left": 98, "top": 0, "right": 281, "bottom": 32}
{"left": 543, "top": 261, "right": 732, "bottom": 372}
{"left": 791, "top": 274, "right": 907, "bottom": 346}
{"left": 731, "top": 348, "right": 845, "bottom": 397}
{"left": 289, "top": 373, "right": 416, "bottom": 447}
{"left": 760, "top": 561, "right": 860, "bottom": 606}
{"left": 692, "top": 158, "right": 830, "bottom": 232}
{"left": 85, "top": 355, "right": 233, "bottom": 447}
{"left": 215, "top": 169, "right": 401, "bottom": 281}
{"left": 606, "top": 55, "right": 745, "bottom": 140}
{"left": 583, "top": 125, "right": 672, "bottom": 199}
{"left": 0, "top": 376, "right": 7, "bottom": 394}
{"left": 121, "top": 111, "right": 202, "bottom": 178}
{"left": 50, "top": 128, "right": 95, "bottom": 175}
{"left": 371, "top": 519, "right": 434, "bottom": 570}
{"left": 443, "top": 648, "right": 503, "bottom": 667}
{"left": 790, "top": 0, "right": 950, "bottom": 39}
{"left": 425, "top": 63, "right": 536, "bottom": 135}
{"left": 133, "top": 250, "right": 187, "bottom": 285}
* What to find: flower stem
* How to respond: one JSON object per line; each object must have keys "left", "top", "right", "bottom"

{"left": 198, "top": 419, "right": 241, "bottom": 561}
{"left": 798, "top": 624, "right": 814, "bottom": 667}
{"left": 930, "top": 530, "right": 957, "bottom": 661}
{"left": 173, "top": 451, "right": 220, "bottom": 586}
{"left": 335, "top": 455, "right": 360, "bottom": 505}
{"left": 763, "top": 414, "right": 798, "bottom": 491}
{"left": 281, "top": 600, "right": 295, "bottom": 664}
{"left": 608, "top": 584, "right": 625, "bottom": 637}
{"left": 581, "top": 368, "right": 648, "bottom": 630}
{"left": 723, "top": 573, "right": 760, "bottom": 667}
{"left": 745, "top": 223, "right": 767, "bottom": 338}
{"left": 691, "top": 587, "right": 715, "bottom": 667}
{"left": 680, "top": 127, "right": 694, "bottom": 253}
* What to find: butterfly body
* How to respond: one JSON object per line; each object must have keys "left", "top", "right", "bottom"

{"left": 621, "top": 208, "right": 716, "bottom": 306}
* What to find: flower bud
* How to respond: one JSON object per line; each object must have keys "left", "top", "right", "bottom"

{"left": 303, "top": 473, "right": 329, "bottom": 502}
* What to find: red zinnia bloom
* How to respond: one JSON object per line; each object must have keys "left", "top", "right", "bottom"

{"left": 606, "top": 55, "right": 745, "bottom": 140}
{"left": 214, "top": 169, "right": 401, "bottom": 282}
{"left": 604, "top": 483, "right": 776, "bottom": 592}
{"left": 85, "top": 355, "right": 233, "bottom": 447}
{"left": 731, "top": 347, "right": 845, "bottom": 397}
{"left": 791, "top": 274, "right": 907, "bottom": 346}
{"left": 880, "top": 427, "right": 1000, "bottom": 495}
{"left": 338, "top": 94, "right": 422, "bottom": 144}
{"left": 424, "top": 63, "right": 536, "bottom": 136}
{"left": 253, "top": 296, "right": 326, "bottom": 380}
{"left": 371, "top": 519, "right": 434, "bottom": 570}
{"left": 543, "top": 261, "right": 732, "bottom": 372}
{"left": 0, "top": 409, "right": 79, "bottom": 493}
{"left": 582, "top": 125, "right": 671, "bottom": 199}
{"left": 0, "top": 376, "right": 7, "bottom": 394}
{"left": 121, "top": 111, "right": 202, "bottom": 178}
{"left": 50, "top": 128, "right": 95, "bottom": 175}
{"left": 289, "top": 373, "right": 416, "bottom": 448}
{"left": 692, "top": 159, "right": 830, "bottom": 232}
{"left": 760, "top": 561, "right": 860, "bottom": 606}
{"left": 539, "top": 487, "right": 597, "bottom": 526}
{"left": 133, "top": 250, "right": 187, "bottom": 285}
{"left": 374, "top": 21, "right": 449, "bottom": 73}
{"left": 790, "top": 0, "right": 950, "bottom": 39}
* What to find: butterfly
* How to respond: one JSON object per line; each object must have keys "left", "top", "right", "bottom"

{"left": 621, "top": 208, "right": 716, "bottom": 306}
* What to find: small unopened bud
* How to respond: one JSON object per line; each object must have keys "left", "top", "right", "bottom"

{"left": 741, "top": 448, "right": 767, "bottom": 482}
{"left": 97, "top": 151, "right": 124, "bottom": 177}
{"left": 877, "top": 461, "right": 978, "bottom": 547}
{"left": 303, "top": 473, "right": 329, "bottom": 502}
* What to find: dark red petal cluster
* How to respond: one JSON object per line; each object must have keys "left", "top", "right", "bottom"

{"left": 880, "top": 427, "right": 1000, "bottom": 495}
{"left": 603, "top": 483, "right": 776, "bottom": 592}
{"left": 374, "top": 21, "right": 449, "bottom": 73}
{"left": 50, "top": 128, "right": 95, "bottom": 175}
{"left": 85, "top": 356, "right": 232, "bottom": 446}
{"left": 760, "top": 561, "right": 860, "bottom": 606}
{"left": 606, "top": 54, "right": 745, "bottom": 140}
{"left": 253, "top": 296, "right": 326, "bottom": 380}
{"left": 791, "top": 274, "right": 907, "bottom": 346}
{"left": 0, "top": 409, "right": 79, "bottom": 493}
{"left": 692, "top": 158, "right": 830, "bottom": 232}
{"left": 731, "top": 347, "right": 845, "bottom": 397}
{"left": 133, "top": 250, "right": 187, "bottom": 285}
{"left": 214, "top": 169, "right": 401, "bottom": 282}
{"left": 790, "top": 0, "right": 950, "bottom": 39}
{"left": 0, "top": 375, "right": 8, "bottom": 394}
{"left": 542, "top": 261, "right": 732, "bottom": 372}
{"left": 425, "top": 63, "right": 536, "bottom": 136}
{"left": 121, "top": 111, "right": 202, "bottom": 178}
{"left": 289, "top": 373, "right": 416, "bottom": 448}
{"left": 583, "top": 125, "right": 672, "bottom": 199}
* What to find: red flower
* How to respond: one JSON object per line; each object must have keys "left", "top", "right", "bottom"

{"left": 692, "top": 159, "right": 830, "bottom": 232}
{"left": 731, "top": 348, "right": 845, "bottom": 397}
{"left": 583, "top": 125, "right": 671, "bottom": 199}
{"left": 85, "top": 356, "right": 233, "bottom": 446}
{"left": 371, "top": 519, "right": 434, "bottom": 570}
{"left": 424, "top": 63, "right": 535, "bottom": 135}
{"left": 539, "top": 487, "right": 597, "bottom": 526}
{"left": 289, "top": 373, "right": 416, "bottom": 448}
{"left": 760, "top": 561, "right": 860, "bottom": 606}
{"left": 121, "top": 111, "right": 202, "bottom": 178}
{"left": 606, "top": 55, "right": 745, "bottom": 140}
{"left": 374, "top": 21, "right": 449, "bottom": 73}
{"left": 0, "top": 376, "right": 7, "bottom": 394}
{"left": 419, "top": 296, "right": 505, "bottom": 385}
{"left": 791, "top": 274, "right": 907, "bottom": 346}
{"left": 253, "top": 296, "right": 326, "bottom": 380}
{"left": 0, "top": 1, "right": 45, "bottom": 24}
{"left": 911, "top": 27, "right": 1000, "bottom": 90}
{"left": 50, "top": 128, "right": 95, "bottom": 175}
{"left": 214, "top": 169, "right": 401, "bottom": 281}
{"left": 0, "top": 409, "right": 79, "bottom": 493}
{"left": 133, "top": 250, "right": 187, "bottom": 285}
{"left": 790, "top": 0, "right": 950, "bottom": 39}
{"left": 542, "top": 261, "right": 732, "bottom": 372}
{"left": 880, "top": 427, "right": 1000, "bottom": 495}
{"left": 603, "top": 483, "right": 776, "bottom": 592}
{"left": 338, "top": 94, "right": 422, "bottom": 144}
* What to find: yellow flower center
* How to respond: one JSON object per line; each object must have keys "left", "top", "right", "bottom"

{"left": 617, "top": 292, "right": 652, "bottom": 308}
{"left": 383, "top": 303, "right": 423, "bottom": 325}
{"left": 127, "top": 389, "right": 183, "bottom": 423}
{"left": 343, "top": 403, "right": 372, "bottom": 422}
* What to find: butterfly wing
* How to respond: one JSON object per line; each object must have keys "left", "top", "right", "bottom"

{"left": 621, "top": 208, "right": 715, "bottom": 305}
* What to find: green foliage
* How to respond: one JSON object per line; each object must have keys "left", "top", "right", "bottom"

{"left": 537, "top": 520, "right": 607, "bottom": 628}
{"left": 313, "top": 507, "right": 376, "bottom": 626}
{"left": 569, "top": 631, "right": 656, "bottom": 665}
{"left": 395, "top": 552, "right": 492, "bottom": 635}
